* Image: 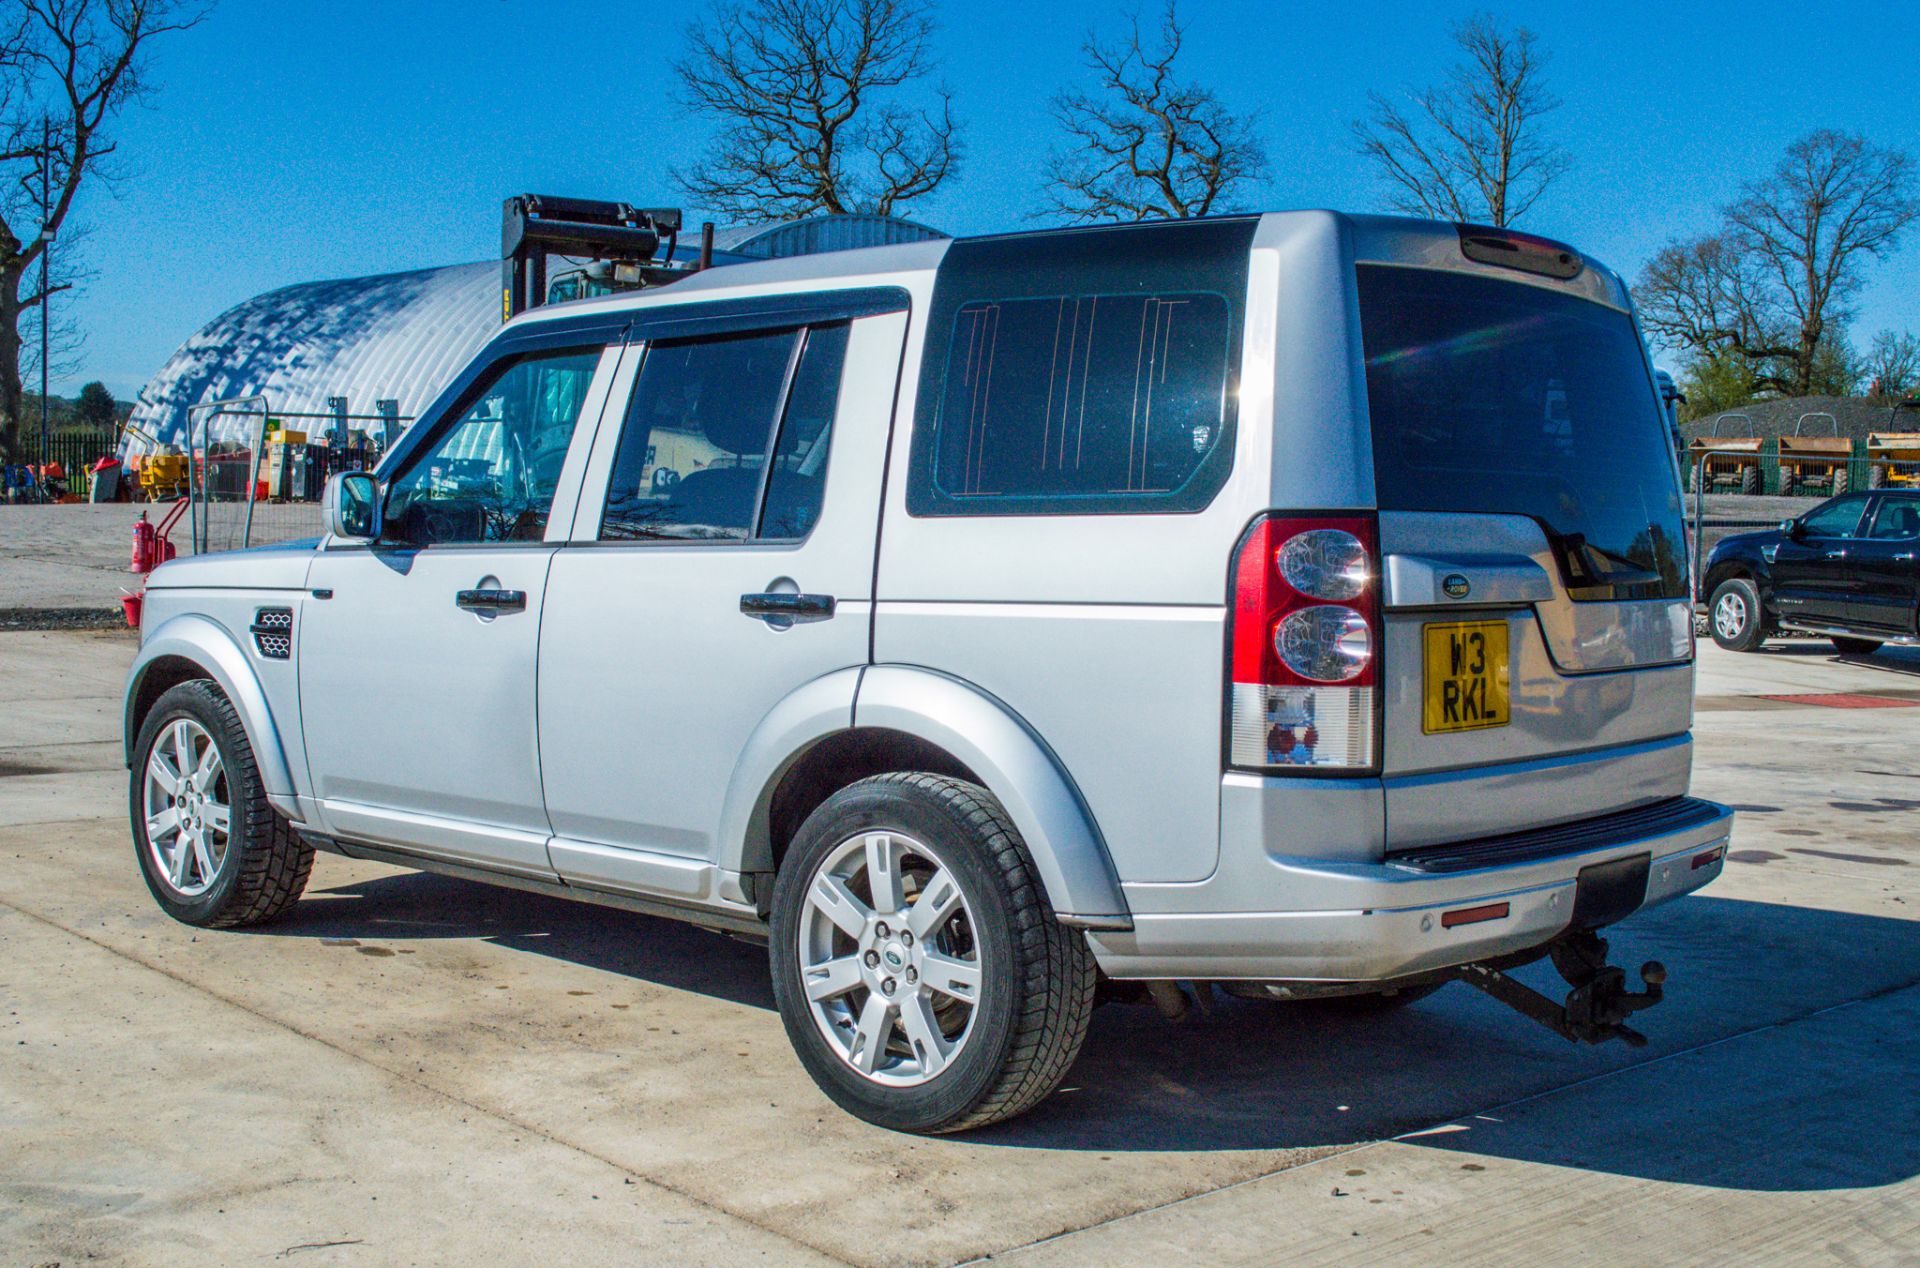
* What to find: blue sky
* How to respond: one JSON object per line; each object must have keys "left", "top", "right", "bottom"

{"left": 56, "top": 0, "right": 1920, "bottom": 398}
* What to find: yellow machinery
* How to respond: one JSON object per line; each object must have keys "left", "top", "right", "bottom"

{"left": 1686, "top": 414, "right": 1762, "bottom": 494}
{"left": 139, "top": 453, "right": 189, "bottom": 501}
{"left": 1778, "top": 413, "right": 1853, "bottom": 495}
{"left": 1867, "top": 432, "right": 1920, "bottom": 487}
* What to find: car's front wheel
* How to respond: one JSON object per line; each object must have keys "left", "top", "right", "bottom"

{"left": 1708, "top": 578, "right": 1767, "bottom": 652}
{"left": 768, "top": 773, "right": 1096, "bottom": 1134}
{"left": 130, "top": 680, "right": 313, "bottom": 928}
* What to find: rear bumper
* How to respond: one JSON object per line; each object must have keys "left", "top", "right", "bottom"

{"left": 1087, "top": 798, "right": 1733, "bottom": 981}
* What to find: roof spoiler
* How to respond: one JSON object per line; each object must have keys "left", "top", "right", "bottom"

{"left": 1456, "top": 223, "right": 1583, "bottom": 280}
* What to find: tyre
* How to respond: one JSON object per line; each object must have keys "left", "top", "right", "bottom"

{"left": 1834, "top": 466, "right": 1851, "bottom": 495}
{"left": 768, "top": 773, "right": 1097, "bottom": 1134}
{"left": 1781, "top": 471, "right": 1799, "bottom": 497}
{"left": 130, "top": 680, "right": 313, "bottom": 928}
{"left": 1740, "top": 465, "right": 1760, "bottom": 496}
{"left": 1832, "top": 636, "right": 1883, "bottom": 656}
{"left": 1708, "top": 577, "right": 1767, "bottom": 652}
{"left": 1870, "top": 464, "right": 1888, "bottom": 490}
{"left": 1688, "top": 463, "right": 1702, "bottom": 493}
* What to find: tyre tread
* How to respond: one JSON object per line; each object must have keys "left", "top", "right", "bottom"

{"left": 866, "top": 773, "right": 1096, "bottom": 1133}
{"left": 143, "top": 680, "right": 312, "bottom": 928}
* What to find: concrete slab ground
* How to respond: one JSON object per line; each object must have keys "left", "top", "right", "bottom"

{"left": 1, "top": 630, "right": 1915, "bottom": 1265}
{"left": 0, "top": 504, "right": 176, "bottom": 613}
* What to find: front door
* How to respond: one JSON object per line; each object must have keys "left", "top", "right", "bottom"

{"left": 1771, "top": 493, "right": 1871, "bottom": 626}
{"left": 1848, "top": 496, "right": 1920, "bottom": 632}
{"left": 300, "top": 340, "right": 621, "bottom": 875}
{"left": 537, "top": 307, "right": 907, "bottom": 899}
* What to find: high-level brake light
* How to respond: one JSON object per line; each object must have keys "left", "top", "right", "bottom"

{"left": 1228, "top": 515, "right": 1381, "bottom": 771}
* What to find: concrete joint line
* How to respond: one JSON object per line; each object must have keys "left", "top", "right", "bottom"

{"left": 0, "top": 894, "right": 858, "bottom": 1268}
{"left": 964, "top": 973, "right": 1920, "bottom": 1266}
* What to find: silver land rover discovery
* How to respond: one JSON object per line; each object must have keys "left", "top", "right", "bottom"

{"left": 124, "top": 213, "right": 1733, "bottom": 1133}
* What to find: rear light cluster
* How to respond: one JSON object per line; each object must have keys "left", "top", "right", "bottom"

{"left": 1228, "top": 514, "right": 1381, "bottom": 771}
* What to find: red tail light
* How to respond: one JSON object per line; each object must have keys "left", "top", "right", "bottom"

{"left": 1227, "top": 514, "right": 1381, "bottom": 772}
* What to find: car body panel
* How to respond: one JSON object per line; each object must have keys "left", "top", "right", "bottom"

{"left": 124, "top": 211, "right": 1728, "bottom": 987}
{"left": 1705, "top": 490, "right": 1920, "bottom": 642}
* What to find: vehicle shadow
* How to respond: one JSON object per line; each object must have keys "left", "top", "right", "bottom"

{"left": 1757, "top": 641, "right": 1920, "bottom": 675}
{"left": 262, "top": 869, "right": 778, "bottom": 1010}
{"left": 258, "top": 873, "right": 1919, "bottom": 1192}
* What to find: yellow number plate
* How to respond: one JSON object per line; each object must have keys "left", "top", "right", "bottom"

{"left": 1423, "top": 620, "right": 1511, "bottom": 734}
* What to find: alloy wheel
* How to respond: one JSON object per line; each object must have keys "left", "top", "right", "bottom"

{"left": 142, "top": 717, "right": 232, "bottom": 898}
{"left": 797, "top": 830, "right": 982, "bottom": 1087}
{"left": 1713, "top": 590, "right": 1748, "bottom": 641}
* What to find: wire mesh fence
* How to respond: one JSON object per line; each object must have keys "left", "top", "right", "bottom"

{"left": 187, "top": 400, "right": 390, "bottom": 553}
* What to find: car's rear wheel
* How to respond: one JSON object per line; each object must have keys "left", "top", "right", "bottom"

{"left": 1708, "top": 578, "right": 1767, "bottom": 652}
{"left": 1832, "top": 636, "right": 1883, "bottom": 656}
{"left": 768, "top": 773, "right": 1096, "bottom": 1134}
{"left": 130, "top": 680, "right": 312, "bottom": 928}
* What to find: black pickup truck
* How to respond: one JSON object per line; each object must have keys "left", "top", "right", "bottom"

{"left": 1702, "top": 490, "right": 1920, "bottom": 653}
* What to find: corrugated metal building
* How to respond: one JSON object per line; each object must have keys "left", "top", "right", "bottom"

{"left": 126, "top": 213, "right": 946, "bottom": 454}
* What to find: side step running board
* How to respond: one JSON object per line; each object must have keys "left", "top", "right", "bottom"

{"left": 1449, "top": 930, "right": 1666, "bottom": 1047}
{"left": 1777, "top": 620, "right": 1920, "bottom": 647}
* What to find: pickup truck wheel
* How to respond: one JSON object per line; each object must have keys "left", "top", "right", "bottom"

{"left": 130, "top": 680, "right": 312, "bottom": 928}
{"left": 768, "top": 773, "right": 1096, "bottom": 1134}
{"left": 1708, "top": 578, "right": 1767, "bottom": 652}
{"left": 1832, "top": 636, "right": 1883, "bottom": 656}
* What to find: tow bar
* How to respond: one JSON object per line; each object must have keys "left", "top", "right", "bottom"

{"left": 1449, "top": 930, "right": 1667, "bottom": 1047}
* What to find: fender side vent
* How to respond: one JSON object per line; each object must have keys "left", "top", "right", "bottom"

{"left": 252, "top": 607, "right": 293, "bottom": 659}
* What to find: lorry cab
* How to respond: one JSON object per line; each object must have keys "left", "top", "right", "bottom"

{"left": 127, "top": 211, "right": 1731, "bottom": 1133}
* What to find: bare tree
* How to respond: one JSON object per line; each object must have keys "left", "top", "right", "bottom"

{"left": 1865, "top": 330, "right": 1920, "bottom": 400}
{"left": 672, "top": 0, "right": 960, "bottom": 224}
{"left": 1352, "top": 13, "right": 1568, "bottom": 226}
{"left": 1636, "top": 131, "right": 1918, "bottom": 398}
{"left": 0, "top": 0, "right": 209, "bottom": 462}
{"left": 1041, "top": 2, "right": 1265, "bottom": 223}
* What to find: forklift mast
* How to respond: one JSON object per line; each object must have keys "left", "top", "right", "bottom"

{"left": 501, "top": 195, "right": 684, "bottom": 321}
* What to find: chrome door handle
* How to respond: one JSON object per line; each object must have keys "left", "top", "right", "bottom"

{"left": 740, "top": 592, "right": 835, "bottom": 624}
{"left": 1896, "top": 553, "right": 1916, "bottom": 562}
{"left": 456, "top": 588, "right": 527, "bottom": 614}
{"left": 1823, "top": 550, "right": 1847, "bottom": 559}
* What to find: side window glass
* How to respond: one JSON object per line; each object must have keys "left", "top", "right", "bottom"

{"left": 927, "top": 293, "right": 1231, "bottom": 509}
{"left": 600, "top": 324, "right": 850, "bottom": 542}
{"left": 760, "top": 323, "right": 849, "bottom": 539}
{"left": 384, "top": 348, "right": 602, "bottom": 545}
{"left": 1802, "top": 497, "right": 1868, "bottom": 539}
{"left": 1870, "top": 499, "right": 1920, "bottom": 540}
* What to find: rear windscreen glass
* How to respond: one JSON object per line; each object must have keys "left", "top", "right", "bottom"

{"left": 1357, "top": 265, "right": 1686, "bottom": 602}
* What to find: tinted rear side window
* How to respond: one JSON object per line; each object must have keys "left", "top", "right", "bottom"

{"left": 1358, "top": 265, "right": 1687, "bottom": 601}
{"left": 909, "top": 218, "right": 1255, "bottom": 516}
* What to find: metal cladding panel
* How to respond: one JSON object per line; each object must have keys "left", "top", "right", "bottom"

{"left": 713, "top": 213, "right": 947, "bottom": 259}
{"left": 126, "top": 260, "right": 502, "bottom": 452}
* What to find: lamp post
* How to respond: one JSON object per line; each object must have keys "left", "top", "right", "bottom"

{"left": 37, "top": 116, "right": 51, "bottom": 477}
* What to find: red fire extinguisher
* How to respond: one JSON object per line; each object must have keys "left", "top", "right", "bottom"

{"left": 131, "top": 510, "right": 156, "bottom": 574}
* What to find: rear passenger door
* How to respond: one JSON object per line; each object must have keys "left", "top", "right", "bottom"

{"left": 1771, "top": 494, "right": 1870, "bottom": 626}
{"left": 1848, "top": 496, "right": 1920, "bottom": 632}
{"left": 537, "top": 294, "right": 908, "bottom": 901}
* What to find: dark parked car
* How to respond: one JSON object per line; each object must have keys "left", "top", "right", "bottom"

{"left": 1702, "top": 491, "right": 1920, "bottom": 653}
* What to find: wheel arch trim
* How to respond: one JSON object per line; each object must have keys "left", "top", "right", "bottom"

{"left": 850, "top": 665, "right": 1131, "bottom": 928}
{"left": 124, "top": 615, "right": 298, "bottom": 812}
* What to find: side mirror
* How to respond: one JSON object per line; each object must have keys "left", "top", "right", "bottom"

{"left": 323, "top": 471, "right": 378, "bottom": 540}
{"left": 1780, "top": 518, "right": 1803, "bottom": 538}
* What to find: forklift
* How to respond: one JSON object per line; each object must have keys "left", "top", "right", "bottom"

{"left": 501, "top": 194, "right": 717, "bottom": 320}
